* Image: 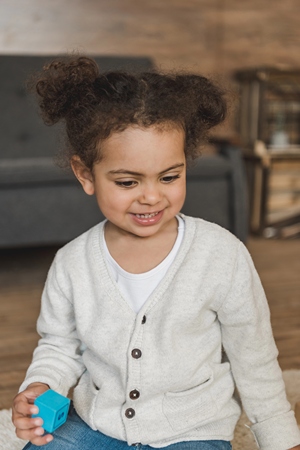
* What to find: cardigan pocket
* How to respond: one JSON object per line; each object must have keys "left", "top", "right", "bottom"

{"left": 73, "top": 373, "right": 99, "bottom": 431}
{"left": 162, "top": 367, "right": 217, "bottom": 432}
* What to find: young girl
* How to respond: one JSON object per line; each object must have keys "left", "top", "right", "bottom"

{"left": 12, "top": 56, "right": 300, "bottom": 450}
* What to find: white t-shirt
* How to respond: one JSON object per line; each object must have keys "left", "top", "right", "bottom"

{"left": 103, "top": 215, "right": 185, "bottom": 313}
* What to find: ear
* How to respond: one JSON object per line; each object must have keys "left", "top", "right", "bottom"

{"left": 71, "top": 156, "right": 95, "bottom": 196}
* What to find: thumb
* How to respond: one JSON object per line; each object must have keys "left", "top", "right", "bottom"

{"left": 23, "top": 383, "right": 50, "bottom": 403}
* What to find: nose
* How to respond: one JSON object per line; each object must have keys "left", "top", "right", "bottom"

{"left": 138, "top": 182, "right": 162, "bottom": 206}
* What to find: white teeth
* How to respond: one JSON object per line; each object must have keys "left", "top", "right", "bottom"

{"left": 135, "top": 212, "right": 159, "bottom": 219}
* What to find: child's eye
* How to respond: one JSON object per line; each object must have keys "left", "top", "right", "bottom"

{"left": 115, "top": 180, "right": 137, "bottom": 188}
{"left": 161, "top": 175, "right": 180, "bottom": 183}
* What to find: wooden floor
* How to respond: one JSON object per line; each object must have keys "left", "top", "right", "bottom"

{"left": 0, "top": 237, "right": 299, "bottom": 410}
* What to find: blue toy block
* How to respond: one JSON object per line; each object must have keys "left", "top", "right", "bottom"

{"left": 32, "top": 390, "right": 70, "bottom": 433}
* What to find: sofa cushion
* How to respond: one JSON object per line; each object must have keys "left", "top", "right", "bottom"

{"left": 186, "top": 155, "right": 232, "bottom": 178}
{"left": 0, "top": 158, "right": 74, "bottom": 186}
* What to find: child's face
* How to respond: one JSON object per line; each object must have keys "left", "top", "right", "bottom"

{"left": 73, "top": 125, "right": 186, "bottom": 239}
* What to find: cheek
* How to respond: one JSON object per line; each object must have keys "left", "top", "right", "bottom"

{"left": 174, "top": 180, "right": 186, "bottom": 204}
{"left": 96, "top": 188, "right": 132, "bottom": 212}
{"left": 165, "top": 184, "right": 186, "bottom": 214}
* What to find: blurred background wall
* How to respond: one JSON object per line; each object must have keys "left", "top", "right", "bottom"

{"left": 1, "top": 0, "right": 300, "bottom": 144}
{"left": 1, "top": 0, "right": 299, "bottom": 74}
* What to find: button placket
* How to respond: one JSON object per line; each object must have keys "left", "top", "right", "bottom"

{"left": 123, "top": 316, "right": 146, "bottom": 443}
{"left": 125, "top": 347, "right": 142, "bottom": 420}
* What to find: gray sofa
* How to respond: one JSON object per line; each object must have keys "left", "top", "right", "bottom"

{"left": 0, "top": 55, "right": 248, "bottom": 248}
{"left": 182, "top": 143, "right": 248, "bottom": 242}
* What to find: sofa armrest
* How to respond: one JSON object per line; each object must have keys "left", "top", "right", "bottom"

{"left": 220, "top": 145, "right": 249, "bottom": 243}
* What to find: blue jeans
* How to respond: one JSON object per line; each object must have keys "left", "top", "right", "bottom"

{"left": 23, "top": 404, "right": 232, "bottom": 450}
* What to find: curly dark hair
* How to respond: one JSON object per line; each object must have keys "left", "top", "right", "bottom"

{"left": 30, "top": 56, "right": 227, "bottom": 170}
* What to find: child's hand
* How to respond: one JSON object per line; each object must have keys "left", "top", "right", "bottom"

{"left": 12, "top": 382, "right": 54, "bottom": 446}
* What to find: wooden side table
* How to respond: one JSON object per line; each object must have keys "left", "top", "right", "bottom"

{"left": 245, "top": 144, "right": 300, "bottom": 238}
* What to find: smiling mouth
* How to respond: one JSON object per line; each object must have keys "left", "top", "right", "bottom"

{"left": 134, "top": 212, "right": 160, "bottom": 219}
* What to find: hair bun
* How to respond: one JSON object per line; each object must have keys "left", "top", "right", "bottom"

{"left": 32, "top": 56, "right": 100, "bottom": 124}
{"left": 175, "top": 74, "right": 226, "bottom": 129}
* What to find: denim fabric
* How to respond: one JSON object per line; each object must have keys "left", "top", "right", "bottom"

{"left": 23, "top": 404, "right": 232, "bottom": 450}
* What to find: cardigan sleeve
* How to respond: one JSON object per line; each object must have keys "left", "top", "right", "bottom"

{"left": 217, "top": 242, "right": 300, "bottom": 450}
{"left": 19, "top": 254, "right": 86, "bottom": 396}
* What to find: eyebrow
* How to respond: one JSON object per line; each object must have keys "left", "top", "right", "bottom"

{"left": 108, "top": 163, "right": 185, "bottom": 177}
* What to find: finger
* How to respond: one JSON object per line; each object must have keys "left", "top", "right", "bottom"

{"left": 15, "top": 385, "right": 47, "bottom": 407}
{"left": 16, "top": 425, "right": 44, "bottom": 441}
{"left": 31, "top": 434, "right": 54, "bottom": 447}
{"left": 14, "top": 389, "right": 39, "bottom": 403}
{"left": 13, "top": 384, "right": 49, "bottom": 409}
{"left": 14, "top": 416, "right": 43, "bottom": 431}
{"left": 16, "top": 426, "right": 53, "bottom": 445}
{"left": 13, "top": 399, "right": 39, "bottom": 417}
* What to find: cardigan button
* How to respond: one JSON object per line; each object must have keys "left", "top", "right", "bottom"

{"left": 131, "top": 348, "right": 142, "bottom": 359}
{"left": 129, "top": 389, "right": 140, "bottom": 400}
{"left": 125, "top": 408, "right": 135, "bottom": 419}
{"left": 141, "top": 315, "right": 146, "bottom": 324}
